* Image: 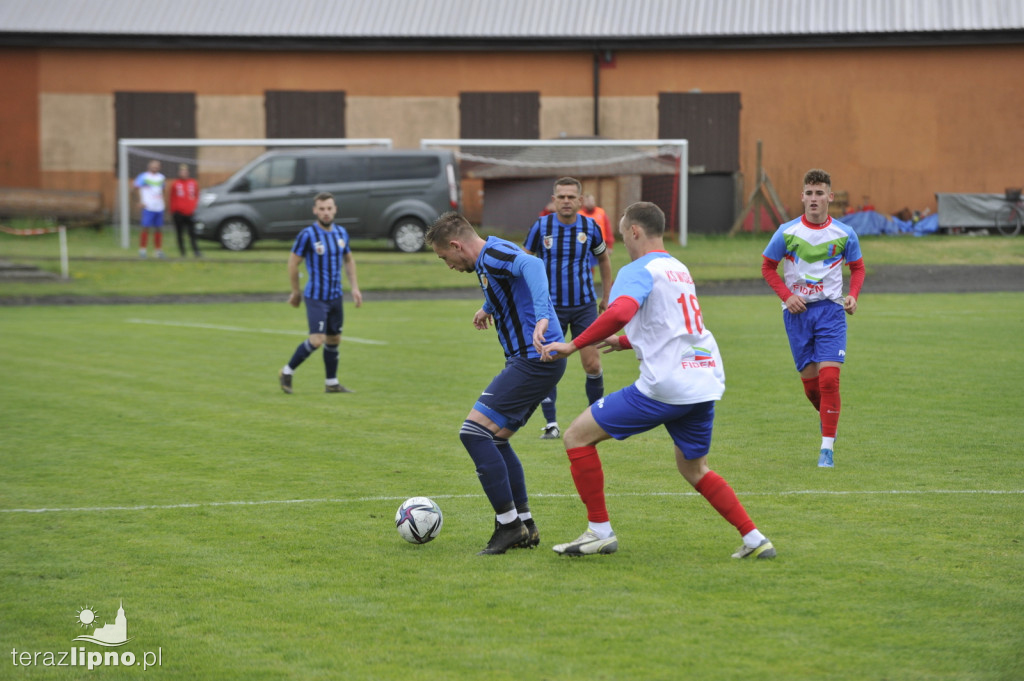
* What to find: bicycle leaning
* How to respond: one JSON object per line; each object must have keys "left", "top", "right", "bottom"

{"left": 994, "top": 187, "right": 1023, "bottom": 236}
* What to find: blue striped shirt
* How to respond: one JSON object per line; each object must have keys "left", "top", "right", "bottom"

{"left": 476, "top": 236, "right": 564, "bottom": 359}
{"left": 291, "top": 223, "right": 351, "bottom": 300}
{"left": 523, "top": 214, "right": 607, "bottom": 307}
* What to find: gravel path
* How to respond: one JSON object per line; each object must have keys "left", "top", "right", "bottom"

{"left": 0, "top": 264, "right": 1020, "bottom": 306}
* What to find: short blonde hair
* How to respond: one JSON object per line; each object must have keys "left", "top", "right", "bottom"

{"left": 426, "top": 211, "right": 476, "bottom": 246}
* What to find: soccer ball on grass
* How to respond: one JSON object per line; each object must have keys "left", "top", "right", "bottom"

{"left": 395, "top": 496, "right": 443, "bottom": 544}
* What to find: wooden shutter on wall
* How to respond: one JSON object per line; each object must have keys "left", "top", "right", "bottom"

{"left": 658, "top": 92, "right": 740, "bottom": 173}
{"left": 265, "top": 91, "right": 347, "bottom": 139}
{"left": 459, "top": 92, "right": 540, "bottom": 139}
{"left": 114, "top": 91, "right": 196, "bottom": 177}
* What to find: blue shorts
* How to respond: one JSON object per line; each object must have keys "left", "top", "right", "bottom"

{"left": 305, "top": 297, "right": 344, "bottom": 336}
{"left": 141, "top": 210, "right": 164, "bottom": 228}
{"left": 592, "top": 384, "right": 716, "bottom": 460}
{"left": 783, "top": 299, "right": 847, "bottom": 371}
{"left": 555, "top": 303, "right": 599, "bottom": 341}
{"left": 474, "top": 355, "right": 567, "bottom": 432}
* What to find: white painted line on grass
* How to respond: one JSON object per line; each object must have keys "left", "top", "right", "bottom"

{"left": 3, "top": 489, "right": 1021, "bottom": 514}
{"left": 125, "top": 318, "right": 387, "bottom": 345}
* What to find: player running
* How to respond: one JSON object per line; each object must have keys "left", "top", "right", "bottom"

{"left": 761, "top": 168, "right": 865, "bottom": 467}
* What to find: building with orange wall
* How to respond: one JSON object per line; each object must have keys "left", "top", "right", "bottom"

{"left": 1, "top": 0, "right": 1022, "bottom": 228}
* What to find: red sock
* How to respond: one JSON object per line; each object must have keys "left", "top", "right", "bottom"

{"left": 566, "top": 446, "right": 608, "bottom": 523}
{"left": 801, "top": 375, "right": 821, "bottom": 411}
{"left": 694, "top": 471, "right": 755, "bottom": 536}
{"left": 140, "top": 230, "right": 148, "bottom": 248}
{"left": 154, "top": 231, "right": 163, "bottom": 249}
{"left": 818, "top": 366, "right": 841, "bottom": 438}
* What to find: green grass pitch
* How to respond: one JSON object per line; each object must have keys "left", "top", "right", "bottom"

{"left": 2, "top": 292, "right": 1022, "bottom": 680}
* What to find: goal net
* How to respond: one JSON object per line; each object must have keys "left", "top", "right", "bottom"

{"left": 420, "top": 138, "right": 689, "bottom": 245}
{"left": 116, "top": 138, "right": 392, "bottom": 248}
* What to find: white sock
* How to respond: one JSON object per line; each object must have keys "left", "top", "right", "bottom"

{"left": 743, "top": 529, "right": 767, "bottom": 549}
{"left": 588, "top": 521, "right": 613, "bottom": 538}
{"left": 822, "top": 437, "right": 835, "bottom": 450}
{"left": 496, "top": 509, "right": 518, "bottom": 525}
{"left": 325, "top": 378, "right": 339, "bottom": 386}
{"left": 519, "top": 511, "right": 532, "bottom": 521}
{"left": 281, "top": 366, "right": 294, "bottom": 375}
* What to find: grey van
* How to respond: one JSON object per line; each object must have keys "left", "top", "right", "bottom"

{"left": 193, "top": 148, "right": 460, "bottom": 252}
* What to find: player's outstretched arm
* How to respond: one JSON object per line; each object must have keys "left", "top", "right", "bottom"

{"left": 541, "top": 341, "right": 576, "bottom": 362}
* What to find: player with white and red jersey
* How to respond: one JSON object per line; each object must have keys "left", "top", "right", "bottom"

{"left": 762, "top": 168, "right": 865, "bottom": 469}
{"left": 541, "top": 201, "right": 775, "bottom": 561}
{"left": 612, "top": 252, "right": 725, "bottom": 405}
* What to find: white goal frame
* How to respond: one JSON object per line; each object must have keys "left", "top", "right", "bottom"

{"left": 421, "top": 138, "right": 689, "bottom": 246}
{"left": 116, "top": 138, "right": 392, "bottom": 249}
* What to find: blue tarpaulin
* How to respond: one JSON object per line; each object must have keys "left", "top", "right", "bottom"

{"left": 838, "top": 211, "right": 939, "bottom": 237}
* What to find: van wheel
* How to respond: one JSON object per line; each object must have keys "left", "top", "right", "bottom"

{"left": 219, "top": 219, "right": 255, "bottom": 251}
{"left": 391, "top": 218, "right": 427, "bottom": 253}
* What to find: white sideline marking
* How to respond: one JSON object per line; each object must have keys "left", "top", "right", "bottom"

{"left": 125, "top": 318, "right": 387, "bottom": 345}
{"left": 2, "top": 489, "right": 1021, "bottom": 514}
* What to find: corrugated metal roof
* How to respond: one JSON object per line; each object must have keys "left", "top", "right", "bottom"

{"left": 1, "top": 0, "right": 1022, "bottom": 38}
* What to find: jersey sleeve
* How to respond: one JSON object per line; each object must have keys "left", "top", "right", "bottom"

{"left": 762, "top": 228, "right": 788, "bottom": 261}
{"left": 523, "top": 220, "right": 542, "bottom": 252}
{"left": 761, "top": 256, "right": 793, "bottom": 302}
{"left": 609, "top": 260, "right": 655, "bottom": 308}
{"left": 340, "top": 227, "right": 352, "bottom": 255}
{"left": 512, "top": 251, "right": 556, "bottom": 322}
{"left": 571, "top": 296, "right": 639, "bottom": 349}
{"left": 291, "top": 228, "right": 310, "bottom": 256}
{"left": 847, "top": 258, "right": 865, "bottom": 298}
{"left": 587, "top": 218, "right": 607, "bottom": 256}
{"left": 843, "top": 229, "right": 863, "bottom": 263}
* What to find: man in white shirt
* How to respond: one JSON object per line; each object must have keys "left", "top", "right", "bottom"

{"left": 134, "top": 159, "right": 167, "bottom": 258}
{"left": 541, "top": 201, "right": 775, "bottom": 560}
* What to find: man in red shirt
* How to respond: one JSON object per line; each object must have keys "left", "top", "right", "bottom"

{"left": 169, "top": 164, "right": 201, "bottom": 257}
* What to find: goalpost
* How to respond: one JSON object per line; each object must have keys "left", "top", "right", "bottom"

{"left": 116, "top": 138, "right": 392, "bottom": 249}
{"left": 420, "top": 138, "right": 689, "bottom": 246}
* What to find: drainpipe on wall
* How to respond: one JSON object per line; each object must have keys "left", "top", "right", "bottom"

{"left": 592, "top": 50, "right": 601, "bottom": 137}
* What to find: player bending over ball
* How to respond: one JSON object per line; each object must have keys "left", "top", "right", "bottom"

{"left": 426, "top": 212, "right": 566, "bottom": 555}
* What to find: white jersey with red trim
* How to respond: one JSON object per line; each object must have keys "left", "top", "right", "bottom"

{"left": 610, "top": 251, "right": 725, "bottom": 405}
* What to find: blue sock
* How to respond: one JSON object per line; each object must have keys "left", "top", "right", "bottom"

{"left": 288, "top": 340, "right": 317, "bottom": 370}
{"left": 459, "top": 420, "right": 515, "bottom": 515}
{"left": 323, "top": 343, "right": 339, "bottom": 380}
{"left": 540, "top": 387, "right": 557, "bottom": 423}
{"left": 585, "top": 372, "right": 604, "bottom": 405}
{"left": 494, "top": 437, "right": 528, "bottom": 511}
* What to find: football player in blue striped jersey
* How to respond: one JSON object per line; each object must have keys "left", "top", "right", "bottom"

{"left": 278, "top": 192, "right": 363, "bottom": 394}
{"left": 427, "top": 212, "right": 567, "bottom": 554}
{"left": 524, "top": 178, "right": 613, "bottom": 440}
